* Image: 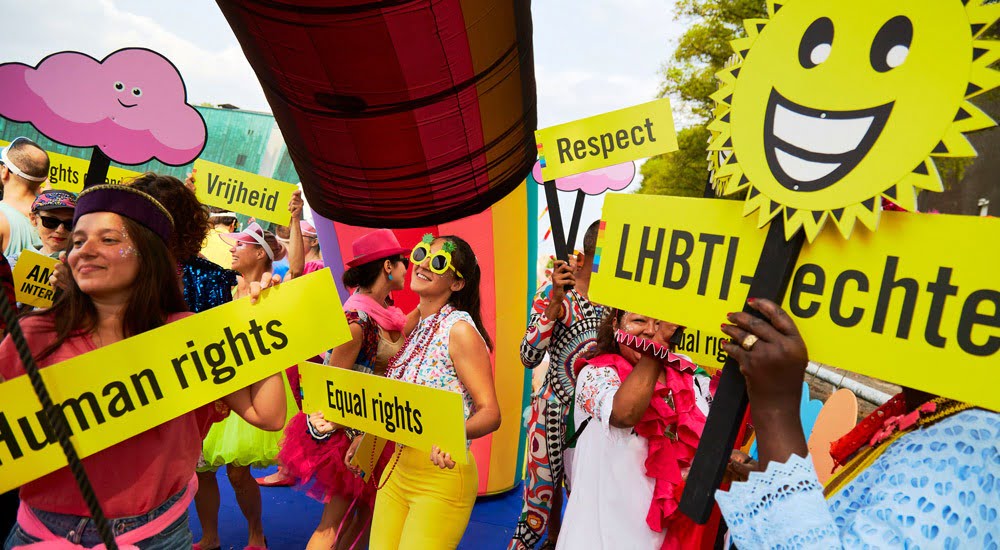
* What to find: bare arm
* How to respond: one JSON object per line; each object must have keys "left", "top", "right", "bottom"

{"left": 326, "top": 322, "right": 364, "bottom": 370}
{"left": 285, "top": 190, "right": 305, "bottom": 280}
{"left": 221, "top": 373, "right": 287, "bottom": 431}
{"left": 451, "top": 320, "right": 501, "bottom": 439}
{"left": 0, "top": 217, "right": 10, "bottom": 255}
{"left": 721, "top": 299, "right": 809, "bottom": 470}
{"left": 609, "top": 354, "right": 662, "bottom": 429}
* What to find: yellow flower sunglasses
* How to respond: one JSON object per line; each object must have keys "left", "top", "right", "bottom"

{"left": 410, "top": 234, "right": 463, "bottom": 279}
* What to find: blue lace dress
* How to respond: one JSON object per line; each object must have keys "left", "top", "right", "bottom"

{"left": 716, "top": 409, "right": 999, "bottom": 549}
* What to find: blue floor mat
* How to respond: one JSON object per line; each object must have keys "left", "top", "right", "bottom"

{"left": 187, "top": 466, "right": 524, "bottom": 549}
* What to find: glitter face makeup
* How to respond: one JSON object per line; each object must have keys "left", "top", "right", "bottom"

{"left": 69, "top": 213, "right": 142, "bottom": 299}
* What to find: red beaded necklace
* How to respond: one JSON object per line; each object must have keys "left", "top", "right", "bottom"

{"left": 386, "top": 304, "right": 454, "bottom": 381}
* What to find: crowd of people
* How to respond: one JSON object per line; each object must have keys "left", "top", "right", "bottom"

{"left": 0, "top": 136, "right": 995, "bottom": 549}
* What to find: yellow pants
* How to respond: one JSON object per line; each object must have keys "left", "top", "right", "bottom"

{"left": 369, "top": 446, "right": 478, "bottom": 550}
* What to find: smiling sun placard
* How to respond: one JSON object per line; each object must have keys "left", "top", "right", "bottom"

{"left": 709, "top": 0, "right": 1000, "bottom": 241}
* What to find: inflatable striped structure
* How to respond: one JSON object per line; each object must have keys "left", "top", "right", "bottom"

{"left": 217, "top": 0, "right": 538, "bottom": 228}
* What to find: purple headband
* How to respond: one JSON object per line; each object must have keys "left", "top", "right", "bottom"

{"left": 74, "top": 184, "right": 174, "bottom": 243}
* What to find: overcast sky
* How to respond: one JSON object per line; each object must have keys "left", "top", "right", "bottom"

{"left": 6, "top": 0, "right": 687, "bottom": 256}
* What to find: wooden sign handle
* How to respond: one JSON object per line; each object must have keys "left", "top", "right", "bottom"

{"left": 679, "top": 217, "right": 804, "bottom": 523}
{"left": 84, "top": 147, "right": 111, "bottom": 189}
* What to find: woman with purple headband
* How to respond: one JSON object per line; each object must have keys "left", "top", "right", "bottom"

{"left": 0, "top": 184, "right": 288, "bottom": 549}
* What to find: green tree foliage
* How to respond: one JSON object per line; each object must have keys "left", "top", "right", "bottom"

{"left": 639, "top": 0, "right": 766, "bottom": 197}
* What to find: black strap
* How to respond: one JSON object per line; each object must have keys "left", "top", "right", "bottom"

{"left": 564, "top": 417, "right": 591, "bottom": 449}
{"left": 0, "top": 292, "right": 118, "bottom": 548}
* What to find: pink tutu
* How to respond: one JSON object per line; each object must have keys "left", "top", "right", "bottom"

{"left": 277, "top": 413, "right": 394, "bottom": 506}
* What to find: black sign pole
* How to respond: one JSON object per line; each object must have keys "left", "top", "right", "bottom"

{"left": 543, "top": 180, "right": 570, "bottom": 261}
{"left": 84, "top": 148, "right": 111, "bottom": 189}
{"left": 564, "top": 190, "right": 587, "bottom": 255}
{"left": 679, "top": 217, "right": 804, "bottom": 523}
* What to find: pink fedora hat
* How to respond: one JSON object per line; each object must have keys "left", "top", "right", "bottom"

{"left": 346, "top": 229, "right": 409, "bottom": 268}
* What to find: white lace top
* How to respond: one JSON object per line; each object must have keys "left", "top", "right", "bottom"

{"left": 716, "top": 409, "right": 999, "bottom": 549}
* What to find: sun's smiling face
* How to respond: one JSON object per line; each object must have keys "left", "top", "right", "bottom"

{"left": 711, "top": 0, "right": 1000, "bottom": 240}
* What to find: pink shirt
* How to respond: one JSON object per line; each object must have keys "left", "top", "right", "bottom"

{"left": 0, "top": 313, "right": 225, "bottom": 517}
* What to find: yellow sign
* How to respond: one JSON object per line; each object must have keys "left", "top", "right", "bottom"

{"left": 12, "top": 249, "right": 59, "bottom": 308}
{"left": 0, "top": 140, "right": 141, "bottom": 193}
{"left": 194, "top": 159, "right": 296, "bottom": 226}
{"left": 0, "top": 269, "right": 350, "bottom": 493}
{"left": 592, "top": 194, "right": 999, "bottom": 411}
{"left": 300, "top": 361, "right": 469, "bottom": 463}
{"left": 590, "top": 194, "right": 765, "bottom": 334}
{"left": 708, "top": 1, "right": 1000, "bottom": 241}
{"left": 673, "top": 326, "right": 731, "bottom": 371}
{"left": 535, "top": 98, "right": 678, "bottom": 181}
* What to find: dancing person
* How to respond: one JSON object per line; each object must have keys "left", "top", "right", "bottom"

{"left": 368, "top": 234, "right": 501, "bottom": 550}
{"left": 0, "top": 184, "right": 287, "bottom": 548}
{"left": 510, "top": 221, "right": 605, "bottom": 550}
{"left": 716, "top": 298, "right": 998, "bottom": 548}
{"left": 194, "top": 219, "right": 299, "bottom": 550}
{"left": 557, "top": 310, "right": 712, "bottom": 549}
{"left": 0, "top": 138, "right": 47, "bottom": 260}
{"left": 278, "top": 228, "right": 410, "bottom": 550}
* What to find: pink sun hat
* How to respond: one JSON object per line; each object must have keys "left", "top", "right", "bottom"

{"left": 300, "top": 219, "right": 317, "bottom": 237}
{"left": 346, "top": 229, "right": 409, "bottom": 268}
{"left": 220, "top": 221, "right": 284, "bottom": 261}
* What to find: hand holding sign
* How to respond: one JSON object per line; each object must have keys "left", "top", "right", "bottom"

{"left": 721, "top": 299, "right": 809, "bottom": 418}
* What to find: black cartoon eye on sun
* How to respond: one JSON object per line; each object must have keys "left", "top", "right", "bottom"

{"left": 114, "top": 81, "right": 125, "bottom": 91}
{"left": 131, "top": 87, "right": 143, "bottom": 97}
{"left": 799, "top": 17, "right": 834, "bottom": 69}
{"left": 871, "top": 16, "right": 913, "bottom": 72}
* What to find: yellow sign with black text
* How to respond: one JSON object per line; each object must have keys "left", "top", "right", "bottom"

{"left": 12, "top": 249, "right": 59, "bottom": 308}
{"left": 0, "top": 140, "right": 141, "bottom": 193}
{"left": 534, "top": 99, "right": 678, "bottom": 181}
{"left": 0, "top": 269, "right": 350, "bottom": 493}
{"left": 194, "top": 159, "right": 297, "bottom": 226}
{"left": 592, "top": 194, "right": 999, "bottom": 411}
{"left": 300, "top": 361, "right": 468, "bottom": 463}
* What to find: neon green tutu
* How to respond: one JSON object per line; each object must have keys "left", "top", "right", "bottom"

{"left": 199, "top": 371, "right": 298, "bottom": 470}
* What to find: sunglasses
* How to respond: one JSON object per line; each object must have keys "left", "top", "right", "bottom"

{"left": 38, "top": 216, "right": 73, "bottom": 231}
{"left": 410, "top": 242, "right": 462, "bottom": 278}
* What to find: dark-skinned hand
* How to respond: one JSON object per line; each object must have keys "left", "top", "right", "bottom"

{"left": 720, "top": 298, "right": 809, "bottom": 413}
{"left": 720, "top": 298, "right": 810, "bottom": 469}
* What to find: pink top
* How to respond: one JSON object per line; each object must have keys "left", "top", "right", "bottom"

{"left": 303, "top": 260, "right": 325, "bottom": 275}
{"left": 0, "top": 313, "right": 225, "bottom": 517}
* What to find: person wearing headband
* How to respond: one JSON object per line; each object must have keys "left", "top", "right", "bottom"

{"left": 194, "top": 219, "right": 296, "bottom": 550}
{"left": 0, "top": 138, "right": 49, "bottom": 260}
{"left": 0, "top": 184, "right": 288, "bottom": 549}
{"left": 299, "top": 219, "right": 324, "bottom": 275}
{"left": 556, "top": 310, "right": 714, "bottom": 550}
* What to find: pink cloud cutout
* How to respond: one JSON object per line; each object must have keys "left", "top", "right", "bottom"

{"left": 0, "top": 48, "right": 206, "bottom": 166}
{"left": 532, "top": 160, "right": 635, "bottom": 195}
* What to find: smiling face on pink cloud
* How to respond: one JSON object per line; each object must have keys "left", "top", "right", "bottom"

{"left": 0, "top": 48, "right": 206, "bottom": 166}
{"left": 101, "top": 49, "right": 188, "bottom": 131}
